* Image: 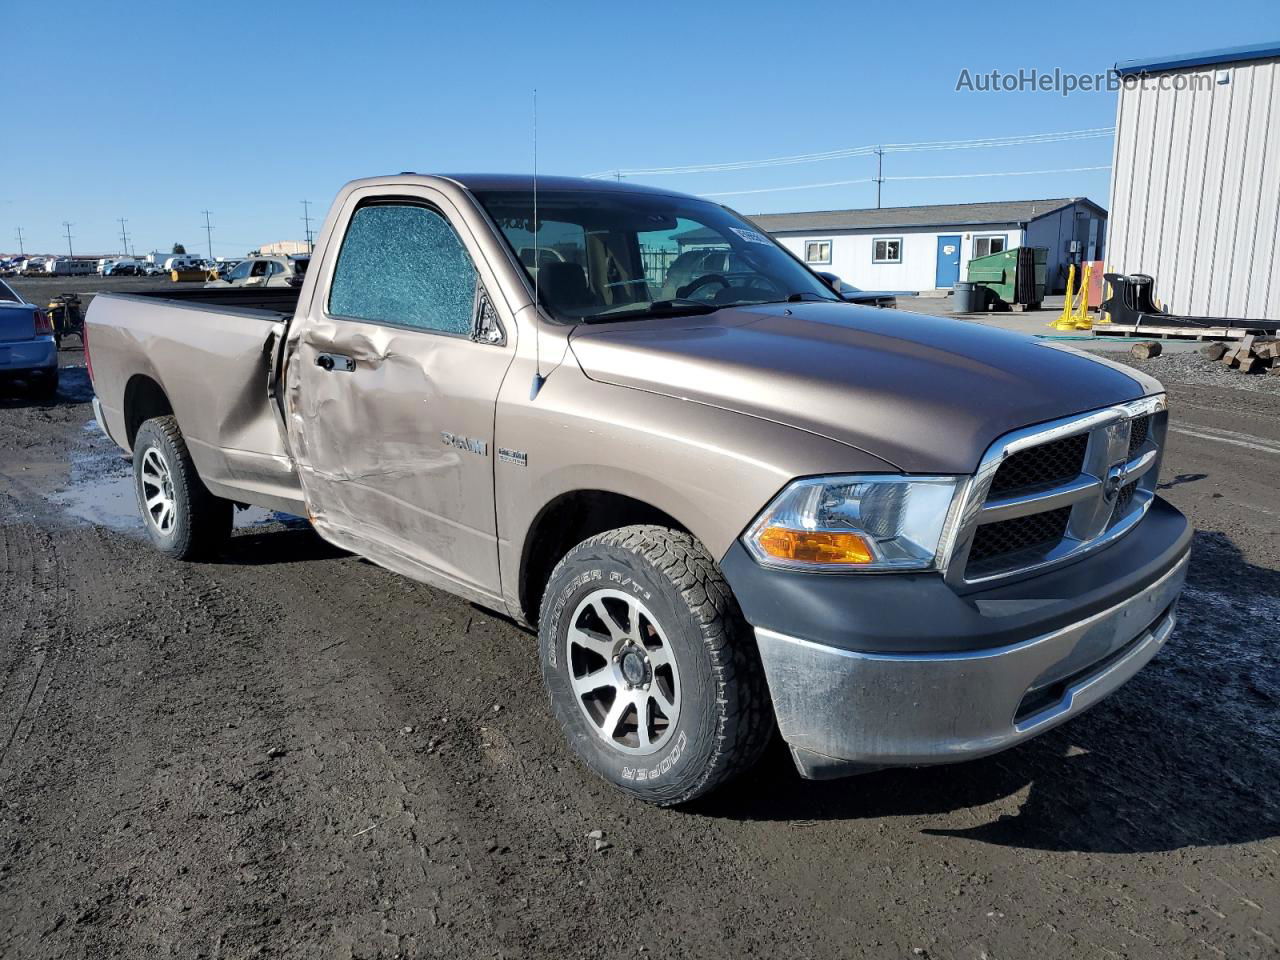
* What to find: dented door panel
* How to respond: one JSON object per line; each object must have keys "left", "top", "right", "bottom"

{"left": 289, "top": 316, "right": 512, "bottom": 596}
{"left": 284, "top": 185, "right": 517, "bottom": 600}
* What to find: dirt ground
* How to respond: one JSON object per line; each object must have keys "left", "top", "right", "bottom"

{"left": 1, "top": 307, "right": 1278, "bottom": 958}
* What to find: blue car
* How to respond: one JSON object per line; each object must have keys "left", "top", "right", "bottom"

{"left": 0, "top": 277, "right": 58, "bottom": 398}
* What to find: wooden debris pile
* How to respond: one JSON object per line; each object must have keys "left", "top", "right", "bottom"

{"left": 1200, "top": 336, "right": 1280, "bottom": 375}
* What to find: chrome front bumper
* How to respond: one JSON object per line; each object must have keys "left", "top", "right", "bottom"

{"left": 755, "top": 552, "right": 1189, "bottom": 779}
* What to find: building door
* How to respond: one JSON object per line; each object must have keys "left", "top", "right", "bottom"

{"left": 935, "top": 235, "right": 961, "bottom": 288}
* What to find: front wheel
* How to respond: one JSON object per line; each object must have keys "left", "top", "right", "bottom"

{"left": 132, "top": 416, "right": 232, "bottom": 560}
{"left": 538, "top": 525, "right": 775, "bottom": 805}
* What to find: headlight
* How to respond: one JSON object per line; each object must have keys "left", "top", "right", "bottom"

{"left": 743, "top": 475, "right": 961, "bottom": 572}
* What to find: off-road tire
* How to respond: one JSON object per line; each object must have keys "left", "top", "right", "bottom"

{"left": 132, "top": 416, "right": 232, "bottom": 560}
{"left": 539, "top": 525, "right": 775, "bottom": 805}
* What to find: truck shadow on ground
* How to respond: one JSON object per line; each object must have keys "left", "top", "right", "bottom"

{"left": 702, "top": 530, "right": 1280, "bottom": 854}
{"left": 218, "top": 524, "right": 349, "bottom": 566}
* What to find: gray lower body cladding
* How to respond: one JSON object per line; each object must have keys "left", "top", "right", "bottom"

{"left": 720, "top": 497, "right": 1191, "bottom": 777}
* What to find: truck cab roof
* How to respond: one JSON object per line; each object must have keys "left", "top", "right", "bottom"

{"left": 350, "top": 172, "right": 703, "bottom": 202}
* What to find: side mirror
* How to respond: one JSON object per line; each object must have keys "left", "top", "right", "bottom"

{"left": 815, "top": 271, "right": 851, "bottom": 299}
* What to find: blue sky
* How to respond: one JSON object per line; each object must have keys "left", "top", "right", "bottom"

{"left": 4, "top": 0, "right": 1276, "bottom": 256}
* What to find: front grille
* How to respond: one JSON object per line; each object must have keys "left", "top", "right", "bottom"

{"left": 1127, "top": 415, "right": 1150, "bottom": 456}
{"left": 1112, "top": 480, "right": 1138, "bottom": 520}
{"left": 955, "top": 399, "right": 1166, "bottom": 583}
{"left": 988, "top": 433, "right": 1088, "bottom": 495}
{"left": 968, "top": 507, "right": 1071, "bottom": 565}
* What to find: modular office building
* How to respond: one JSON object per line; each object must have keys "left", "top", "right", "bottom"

{"left": 1107, "top": 41, "right": 1280, "bottom": 318}
{"left": 752, "top": 198, "right": 1106, "bottom": 295}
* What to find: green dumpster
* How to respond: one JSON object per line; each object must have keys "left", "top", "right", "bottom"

{"left": 966, "top": 246, "right": 1046, "bottom": 311}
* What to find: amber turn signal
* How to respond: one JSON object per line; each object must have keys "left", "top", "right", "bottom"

{"left": 756, "top": 527, "right": 874, "bottom": 565}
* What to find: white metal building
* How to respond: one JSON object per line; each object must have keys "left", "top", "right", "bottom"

{"left": 1107, "top": 41, "right": 1280, "bottom": 318}
{"left": 259, "top": 241, "right": 311, "bottom": 256}
{"left": 751, "top": 198, "right": 1106, "bottom": 294}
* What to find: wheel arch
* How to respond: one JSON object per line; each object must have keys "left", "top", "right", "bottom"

{"left": 123, "top": 374, "right": 174, "bottom": 449}
{"left": 518, "top": 489, "right": 690, "bottom": 626}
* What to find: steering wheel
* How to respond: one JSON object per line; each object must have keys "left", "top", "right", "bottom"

{"left": 677, "top": 273, "right": 729, "bottom": 300}
{"left": 716, "top": 274, "right": 779, "bottom": 300}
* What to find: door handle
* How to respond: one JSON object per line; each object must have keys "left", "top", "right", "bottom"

{"left": 315, "top": 353, "right": 355, "bottom": 372}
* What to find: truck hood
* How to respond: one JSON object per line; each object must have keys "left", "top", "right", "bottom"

{"left": 568, "top": 302, "right": 1158, "bottom": 474}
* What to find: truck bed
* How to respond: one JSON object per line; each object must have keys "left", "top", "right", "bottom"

{"left": 121, "top": 286, "right": 303, "bottom": 315}
{"left": 86, "top": 289, "right": 306, "bottom": 515}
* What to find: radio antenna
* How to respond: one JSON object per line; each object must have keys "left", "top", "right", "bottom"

{"left": 529, "top": 87, "right": 546, "bottom": 400}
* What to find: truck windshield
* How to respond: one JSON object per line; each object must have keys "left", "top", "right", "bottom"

{"left": 472, "top": 189, "right": 837, "bottom": 322}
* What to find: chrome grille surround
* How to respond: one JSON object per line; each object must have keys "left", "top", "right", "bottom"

{"left": 942, "top": 395, "right": 1168, "bottom": 586}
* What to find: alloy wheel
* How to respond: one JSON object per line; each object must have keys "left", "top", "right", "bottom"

{"left": 565, "top": 588, "right": 681, "bottom": 755}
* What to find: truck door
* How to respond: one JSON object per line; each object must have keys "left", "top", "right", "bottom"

{"left": 284, "top": 195, "right": 515, "bottom": 602}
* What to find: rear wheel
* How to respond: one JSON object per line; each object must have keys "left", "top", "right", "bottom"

{"left": 538, "top": 525, "right": 775, "bottom": 805}
{"left": 132, "top": 416, "right": 232, "bottom": 560}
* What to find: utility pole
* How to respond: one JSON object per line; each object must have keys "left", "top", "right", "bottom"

{"left": 118, "top": 217, "right": 130, "bottom": 256}
{"left": 874, "top": 146, "right": 884, "bottom": 209}
{"left": 62, "top": 222, "right": 74, "bottom": 257}
{"left": 201, "top": 210, "right": 215, "bottom": 259}
{"left": 15, "top": 226, "right": 25, "bottom": 256}
{"left": 300, "top": 200, "right": 314, "bottom": 253}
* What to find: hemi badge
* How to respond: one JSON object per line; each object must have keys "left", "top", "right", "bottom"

{"left": 498, "top": 448, "right": 528, "bottom": 467}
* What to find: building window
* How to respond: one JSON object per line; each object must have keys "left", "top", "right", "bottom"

{"left": 973, "top": 235, "right": 1007, "bottom": 258}
{"left": 804, "top": 240, "right": 832, "bottom": 264}
{"left": 872, "top": 238, "right": 902, "bottom": 264}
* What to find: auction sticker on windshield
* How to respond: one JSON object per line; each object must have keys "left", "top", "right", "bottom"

{"left": 731, "top": 227, "right": 772, "bottom": 245}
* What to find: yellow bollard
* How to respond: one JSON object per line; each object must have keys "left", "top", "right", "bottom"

{"left": 1073, "top": 263, "right": 1093, "bottom": 330}
{"left": 1052, "top": 264, "right": 1078, "bottom": 330}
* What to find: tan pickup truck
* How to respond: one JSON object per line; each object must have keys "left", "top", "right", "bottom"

{"left": 85, "top": 174, "right": 1190, "bottom": 805}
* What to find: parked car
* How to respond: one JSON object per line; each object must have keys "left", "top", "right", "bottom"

{"left": 85, "top": 174, "right": 1190, "bottom": 806}
{"left": 0, "top": 277, "right": 58, "bottom": 397}
{"left": 109, "top": 258, "right": 143, "bottom": 276}
{"left": 97, "top": 258, "right": 117, "bottom": 276}
{"left": 203, "top": 255, "right": 308, "bottom": 288}
{"left": 141, "top": 262, "right": 166, "bottom": 277}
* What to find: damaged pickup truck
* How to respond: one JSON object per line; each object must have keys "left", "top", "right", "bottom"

{"left": 85, "top": 174, "right": 1190, "bottom": 805}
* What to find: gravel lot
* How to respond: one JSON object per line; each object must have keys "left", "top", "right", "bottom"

{"left": 0, "top": 287, "right": 1277, "bottom": 959}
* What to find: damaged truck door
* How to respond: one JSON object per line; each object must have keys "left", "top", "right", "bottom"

{"left": 284, "top": 190, "right": 515, "bottom": 603}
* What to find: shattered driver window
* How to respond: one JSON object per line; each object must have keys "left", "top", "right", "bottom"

{"left": 328, "top": 203, "right": 478, "bottom": 335}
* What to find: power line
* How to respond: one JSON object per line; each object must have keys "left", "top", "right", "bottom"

{"left": 15, "top": 226, "right": 24, "bottom": 256}
{"left": 62, "top": 222, "right": 74, "bottom": 257}
{"left": 888, "top": 164, "right": 1111, "bottom": 181}
{"left": 704, "top": 177, "right": 877, "bottom": 198}
{"left": 118, "top": 217, "right": 130, "bottom": 255}
{"left": 584, "top": 127, "right": 1114, "bottom": 178}
{"left": 701, "top": 165, "right": 1111, "bottom": 198}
